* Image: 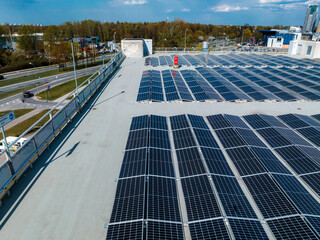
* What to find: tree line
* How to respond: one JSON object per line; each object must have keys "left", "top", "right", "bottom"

{"left": 0, "top": 19, "right": 287, "bottom": 72}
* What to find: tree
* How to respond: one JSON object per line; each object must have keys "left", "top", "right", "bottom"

{"left": 16, "top": 25, "right": 36, "bottom": 53}
{"left": 51, "top": 41, "right": 71, "bottom": 67}
{"left": 243, "top": 28, "right": 252, "bottom": 43}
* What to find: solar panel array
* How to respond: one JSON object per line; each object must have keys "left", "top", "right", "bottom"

{"left": 137, "top": 66, "right": 320, "bottom": 102}
{"left": 145, "top": 54, "right": 320, "bottom": 68}
{"left": 106, "top": 113, "right": 320, "bottom": 239}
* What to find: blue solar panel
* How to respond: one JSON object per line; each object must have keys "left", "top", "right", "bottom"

{"left": 125, "top": 129, "right": 149, "bottom": 150}
{"left": 172, "top": 128, "right": 197, "bottom": 149}
{"left": 256, "top": 128, "right": 292, "bottom": 148}
{"left": 188, "top": 115, "right": 209, "bottom": 129}
{"left": 176, "top": 147, "right": 206, "bottom": 177}
{"left": 243, "top": 173, "right": 298, "bottom": 219}
{"left": 110, "top": 176, "right": 145, "bottom": 223}
{"left": 106, "top": 221, "right": 143, "bottom": 240}
{"left": 189, "top": 219, "right": 230, "bottom": 240}
{"left": 130, "top": 115, "right": 149, "bottom": 130}
{"left": 207, "top": 114, "right": 233, "bottom": 130}
{"left": 267, "top": 216, "right": 319, "bottom": 240}
{"left": 147, "top": 221, "right": 184, "bottom": 240}
{"left": 170, "top": 115, "right": 189, "bottom": 130}
{"left": 119, "top": 148, "right": 147, "bottom": 178}
{"left": 275, "top": 146, "right": 320, "bottom": 174}
{"left": 149, "top": 148, "right": 175, "bottom": 177}
{"left": 272, "top": 174, "right": 320, "bottom": 215}
{"left": 201, "top": 147, "right": 234, "bottom": 176}
{"left": 301, "top": 172, "right": 320, "bottom": 196}
{"left": 181, "top": 175, "right": 222, "bottom": 221}
{"left": 193, "top": 128, "right": 219, "bottom": 148}
{"left": 212, "top": 175, "right": 257, "bottom": 218}
{"left": 150, "top": 115, "right": 168, "bottom": 130}
{"left": 228, "top": 218, "right": 268, "bottom": 240}
{"left": 215, "top": 128, "right": 246, "bottom": 148}
{"left": 226, "top": 146, "right": 266, "bottom": 176}
{"left": 149, "top": 129, "right": 170, "bottom": 149}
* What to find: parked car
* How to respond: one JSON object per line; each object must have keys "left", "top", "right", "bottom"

{"left": 0, "top": 75, "right": 4, "bottom": 80}
{"left": 23, "top": 91, "right": 33, "bottom": 98}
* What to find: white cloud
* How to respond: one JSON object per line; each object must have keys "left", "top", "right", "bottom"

{"left": 124, "top": 0, "right": 147, "bottom": 5}
{"left": 211, "top": 4, "right": 249, "bottom": 12}
{"left": 166, "top": 9, "right": 173, "bottom": 12}
{"left": 182, "top": 8, "right": 190, "bottom": 12}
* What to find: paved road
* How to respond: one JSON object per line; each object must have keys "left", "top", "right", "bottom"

{"left": 0, "top": 65, "right": 100, "bottom": 111}
{"left": 1, "top": 55, "right": 113, "bottom": 80}
{"left": 0, "top": 64, "right": 102, "bottom": 93}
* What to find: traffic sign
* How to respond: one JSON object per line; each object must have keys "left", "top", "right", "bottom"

{"left": 48, "top": 85, "right": 50, "bottom": 90}
{"left": 0, "top": 112, "right": 15, "bottom": 128}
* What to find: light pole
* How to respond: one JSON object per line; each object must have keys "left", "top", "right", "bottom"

{"left": 184, "top": 29, "right": 188, "bottom": 53}
{"left": 113, "top": 32, "right": 116, "bottom": 51}
{"left": 71, "top": 40, "right": 78, "bottom": 96}
{"left": 29, "top": 62, "right": 37, "bottom": 80}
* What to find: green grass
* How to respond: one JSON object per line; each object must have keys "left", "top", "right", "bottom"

{"left": 37, "top": 73, "right": 98, "bottom": 101}
{"left": 0, "top": 59, "right": 109, "bottom": 88}
{"left": 0, "top": 109, "right": 35, "bottom": 119}
{"left": 1, "top": 109, "right": 58, "bottom": 138}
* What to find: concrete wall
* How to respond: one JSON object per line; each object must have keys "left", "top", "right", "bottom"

{"left": 121, "top": 40, "right": 144, "bottom": 58}
{"left": 268, "top": 37, "right": 284, "bottom": 48}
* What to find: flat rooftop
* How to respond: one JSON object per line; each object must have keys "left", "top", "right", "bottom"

{"left": 0, "top": 53, "right": 319, "bottom": 240}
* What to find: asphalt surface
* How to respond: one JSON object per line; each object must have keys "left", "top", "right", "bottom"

{"left": 1, "top": 55, "right": 113, "bottom": 80}
{"left": 0, "top": 65, "right": 101, "bottom": 111}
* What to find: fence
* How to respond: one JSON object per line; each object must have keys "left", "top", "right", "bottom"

{"left": 0, "top": 51, "right": 125, "bottom": 206}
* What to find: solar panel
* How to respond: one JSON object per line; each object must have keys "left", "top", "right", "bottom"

{"left": 147, "top": 176, "right": 181, "bottom": 222}
{"left": 275, "top": 146, "right": 320, "bottom": 174}
{"left": 243, "top": 173, "right": 298, "bottom": 219}
{"left": 235, "top": 128, "right": 266, "bottom": 147}
{"left": 119, "top": 148, "right": 147, "bottom": 178}
{"left": 170, "top": 115, "right": 190, "bottom": 130}
{"left": 193, "top": 128, "right": 219, "bottom": 148}
{"left": 130, "top": 115, "right": 149, "bottom": 130}
{"left": 189, "top": 219, "right": 230, "bottom": 240}
{"left": 188, "top": 114, "right": 209, "bottom": 129}
{"left": 278, "top": 114, "right": 310, "bottom": 129}
{"left": 110, "top": 176, "right": 145, "bottom": 223}
{"left": 305, "top": 216, "right": 320, "bottom": 236}
{"left": 243, "top": 114, "right": 271, "bottom": 129}
{"left": 256, "top": 128, "right": 292, "bottom": 148}
{"left": 146, "top": 221, "right": 184, "bottom": 240}
{"left": 250, "top": 147, "right": 291, "bottom": 174}
{"left": 215, "top": 128, "right": 246, "bottom": 148}
{"left": 272, "top": 174, "right": 320, "bottom": 215}
{"left": 201, "top": 147, "right": 234, "bottom": 176}
{"left": 181, "top": 175, "right": 222, "bottom": 221}
{"left": 275, "top": 127, "right": 312, "bottom": 147}
{"left": 224, "top": 115, "right": 250, "bottom": 129}
{"left": 226, "top": 146, "right": 267, "bottom": 176}
{"left": 148, "top": 148, "right": 175, "bottom": 177}
{"left": 172, "top": 128, "right": 197, "bottom": 149}
{"left": 267, "top": 216, "right": 319, "bottom": 240}
{"left": 125, "top": 129, "right": 149, "bottom": 150}
{"left": 176, "top": 147, "right": 206, "bottom": 177}
{"left": 149, "top": 129, "right": 170, "bottom": 149}
{"left": 207, "top": 114, "right": 233, "bottom": 130}
{"left": 106, "top": 221, "right": 143, "bottom": 240}
{"left": 228, "top": 218, "right": 268, "bottom": 240}
{"left": 212, "top": 175, "right": 257, "bottom": 218}
{"left": 301, "top": 173, "right": 320, "bottom": 196}
{"left": 150, "top": 115, "right": 168, "bottom": 130}
{"left": 297, "top": 127, "right": 320, "bottom": 147}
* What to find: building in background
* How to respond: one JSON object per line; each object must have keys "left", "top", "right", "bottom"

{"left": 303, "top": 4, "right": 318, "bottom": 34}
{"left": 259, "top": 28, "right": 302, "bottom": 48}
{"left": 288, "top": 39, "right": 320, "bottom": 58}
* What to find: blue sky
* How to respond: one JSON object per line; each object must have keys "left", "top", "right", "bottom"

{"left": 0, "top": 0, "right": 318, "bottom": 26}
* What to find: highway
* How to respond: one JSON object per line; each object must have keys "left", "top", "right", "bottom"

{"left": 0, "top": 65, "right": 101, "bottom": 111}
{"left": 1, "top": 55, "right": 113, "bottom": 80}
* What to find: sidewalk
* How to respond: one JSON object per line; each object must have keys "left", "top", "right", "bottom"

{"left": 3, "top": 109, "right": 43, "bottom": 131}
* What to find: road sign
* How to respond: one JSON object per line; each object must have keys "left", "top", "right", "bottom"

{"left": 48, "top": 85, "right": 50, "bottom": 90}
{"left": 56, "top": 75, "right": 58, "bottom": 80}
{"left": 0, "top": 112, "right": 15, "bottom": 128}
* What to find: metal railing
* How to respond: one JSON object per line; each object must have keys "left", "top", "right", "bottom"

{"left": 154, "top": 47, "right": 289, "bottom": 55}
{"left": 0, "top": 51, "right": 125, "bottom": 205}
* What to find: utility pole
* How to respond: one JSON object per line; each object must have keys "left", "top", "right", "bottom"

{"left": 71, "top": 40, "right": 79, "bottom": 96}
{"left": 113, "top": 32, "right": 116, "bottom": 51}
{"left": 184, "top": 29, "right": 188, "bottom": 53}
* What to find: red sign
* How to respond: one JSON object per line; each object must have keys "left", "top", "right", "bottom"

{"left": 83, "top": 47, "right": 86, "bottom": 52}
{"left": 174, "top": 56, "right": 178, "bottom": 66}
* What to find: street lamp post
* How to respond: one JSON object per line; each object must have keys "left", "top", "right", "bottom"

{"left": 184, "top": 29, "right": 188, "bottom": 53}
{"left": 29, "top": 62, "right": 37, "bottom": 80}
{"left": 71, "top": 40, "right": 78, "bottom": 96}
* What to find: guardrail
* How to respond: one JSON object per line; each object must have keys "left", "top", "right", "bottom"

{"left": 0, "top": 51, "right": 125, "bottom": 206}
